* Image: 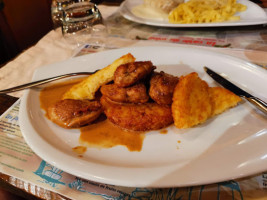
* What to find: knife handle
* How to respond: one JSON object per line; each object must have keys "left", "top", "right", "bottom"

{"left": 245, "top": 96, "right": 267, "bottom": 114}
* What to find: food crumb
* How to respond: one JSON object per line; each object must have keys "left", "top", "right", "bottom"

{"left": 176, "top": 140, "right": 181, "bottom": 150}
{"left": 160, "top": 129, "right": 168, "bottom": 134}
{"left": 72, "top": 146, "right": 87, "bottom": 155}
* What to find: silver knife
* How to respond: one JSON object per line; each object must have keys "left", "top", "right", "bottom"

{"left": 204, "top": 66, "right": 267, "bottom": 114}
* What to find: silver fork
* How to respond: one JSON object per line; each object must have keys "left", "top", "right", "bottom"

{"left": 0, "top": 71, "right": 98, "bottom": 94}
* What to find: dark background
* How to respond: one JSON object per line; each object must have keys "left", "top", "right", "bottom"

{"left": 0, "top": 0, "right": 123, "bottom": 66}
{"left": 0, "top": 0, "right": 264, "bottom": 66}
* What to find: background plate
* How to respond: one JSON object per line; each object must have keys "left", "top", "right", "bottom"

{"left": 119, "top": 0, "right": 267, "bottom": 27}
{"left": 19, "top": 46, "right": 267, "bottom": 187}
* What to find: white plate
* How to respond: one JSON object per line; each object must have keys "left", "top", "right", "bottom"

{"left": 19, "top": 46, "right": 267, "bottom": 187}
{"left": 119, "top": 0, "right": 267, "bottom": 27}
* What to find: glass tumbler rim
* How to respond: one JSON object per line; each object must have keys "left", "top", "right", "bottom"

{"left": 63, "top": 1, "right": 100, "bottom": 22}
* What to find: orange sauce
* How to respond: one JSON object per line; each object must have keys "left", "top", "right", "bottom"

{"left": 39, "top": 79, "right": 146, "bottom": 152}
{"left": 80, "top": 120, "right": 145, "bottom": 152}
{"left": 39, "top": 78, "right": 83, "bottom": 116}
{"left": 160, "top": 129, "right": 168, "bottom": 134}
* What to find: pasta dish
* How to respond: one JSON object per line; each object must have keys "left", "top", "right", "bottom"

{"left": 168, "top": 0, "right": 247, "bottom": 23}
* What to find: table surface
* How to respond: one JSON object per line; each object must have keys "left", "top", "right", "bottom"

{"left": 0, "top": 1, "right": 267, "bottom": 199}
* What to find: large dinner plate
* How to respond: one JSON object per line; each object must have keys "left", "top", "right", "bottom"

{"left": 119, "top": 0, "right": 267, "bottom": 27}
{"left": 20, "top": 46, "right": 267, "bottom": 187}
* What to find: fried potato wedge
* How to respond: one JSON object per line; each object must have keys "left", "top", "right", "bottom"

{"left": 63, "top": 53, "right": 136, "bottom": 100}
{"left": 209, "top": 87, "right": 242, "bottom": 116}
{"left": 172, "top": 72, "right": 212, "bottom": 129}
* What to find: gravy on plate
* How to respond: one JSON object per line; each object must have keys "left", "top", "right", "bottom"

{"left": 39, "top": 78, "right": 145, "bottom": 152}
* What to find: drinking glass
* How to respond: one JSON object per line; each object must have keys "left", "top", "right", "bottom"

{"left": 73, "top": 0, "right": 104, "bottom": 4}
{"left": 62, "top": 1, "right": 105, "bottom": 46}
{"left": 51, "top": 0, "right": 74, "bottom": 29}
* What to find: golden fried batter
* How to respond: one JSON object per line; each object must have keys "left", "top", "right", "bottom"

{"left": 172, "top": 73, "right": 242, "bottom": 129}
{"left": 209, "top": 87, "right": 242, "bottom": 116}
{"left": 172, "top": 72, "right": 212, "bottom": 129}
{"left": 114, "top": 61, "right": 155, "bottom": 87}
{"left": 48, "top": 99, "right": 102, "bottom": 128}
{"left": 101, "top": 97, "right": 173, "bottom": 131}
{"left": 149, "top": 71, "right": 179, "bottom": 105}
{"left": 100, "top": 83, "right": 149, "bottom": 103}
{"left": 63, "top": 53, "right": 136, "bottom": 100}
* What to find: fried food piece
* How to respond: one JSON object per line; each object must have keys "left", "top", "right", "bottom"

{"left": 172, "top": 72, "right": 242, "bottom": 129}
{"left": 100, "top": 83, "right": 149, "bottom": 103}
{"left": 63, "top": 53, "right": 136, "bottom": 100}
{"left": 101, "top": 97, "right": 173, "bottom": 131}
{"left": 114, "top": 61, "right": 155, "bottom": 87}
{"left": 48, "top": 99, "right": 102, "bottom": 128}
{"left": 172, "top": 72, "right": 212, "bottom": 129}
{"left": 149, "top": 71, "right": 179, "bottom": 105}
{"left": 209, "top": 87, "right": 242, "bottom": 116}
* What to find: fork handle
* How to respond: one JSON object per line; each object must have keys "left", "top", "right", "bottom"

{"left": 0, "top": 72, "right": 95, "bottom": 94}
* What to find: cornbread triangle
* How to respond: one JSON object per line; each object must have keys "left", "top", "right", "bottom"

{"left": 172, "top": 72, "right": 242, "bottom": 129}
{"left": 209, "top": 87, "right": 242, "bottom": 116}
{"left": 172, "top": 72, "right": 212, "bottom": 129}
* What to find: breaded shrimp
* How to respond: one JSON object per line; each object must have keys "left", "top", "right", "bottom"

{"left": 149, "top": 71, "right": 179, "bottom": 105}
{"left": 100, "top": 83, "right": 149, "bottom": 103}
{"left": 114, "top": 61, "right": 155, "bottom": 87}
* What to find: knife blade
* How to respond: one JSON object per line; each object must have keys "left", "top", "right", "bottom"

{"left": 204, "top": 66, "right": 267, "bottom": 114}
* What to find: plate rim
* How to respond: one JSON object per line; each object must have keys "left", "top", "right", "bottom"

{"left": 119, "top": 0, "right": 267, "bottom": 27}
{"left": 19, "top": 46, "right": 267, "bottom": 188}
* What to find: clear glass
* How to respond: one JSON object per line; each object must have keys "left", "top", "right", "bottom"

{"left": 62, "top": 2, "right": 106, "bottom": 47}
{"left": 73, "top": 0, "right": 104, "bottom": 4}
{"left": 88, "top": 24, "right": 108, "bottom": 47}
{"left": 51, "top": 0, "right": 74, "bottom": 29}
